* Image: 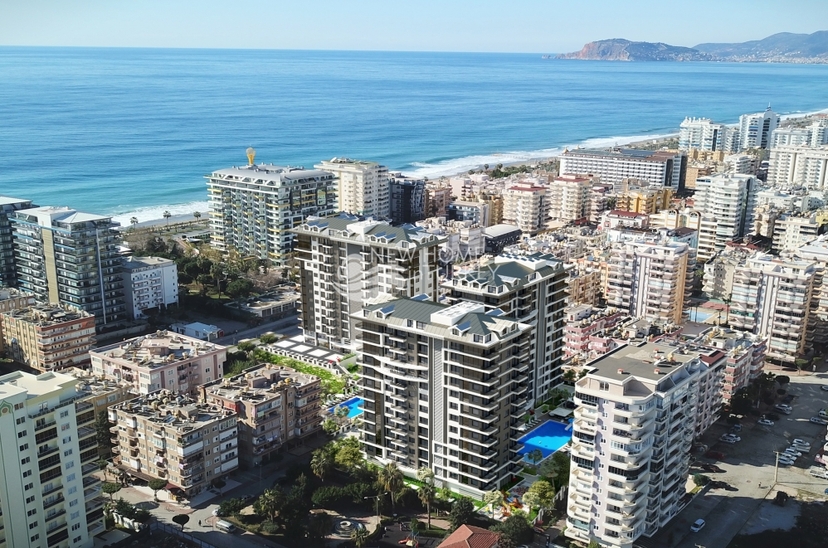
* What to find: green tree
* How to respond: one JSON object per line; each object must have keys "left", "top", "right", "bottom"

{"left": 492, "top": 513, "right": 534, "bottom": 544}
{"left": 334, "top": 437, "right": 364, "bottom": 471}
{"left": 449, "top": 497, "right": 474, "bottom": 530}
{"left": 130, "top": 216, "right": 139, "bottom": 231}
{"left": 378, "top": 462, "right": 405, "bottom": 512}
{"left": 523, "top": 479, "right": 555, "bottom": 510}
{"left": 237, "top": 341, "right": 256, "bottom": 355}
{"left": 308, "top": 511, "right": 333, "bottom": 546}
{"left": 259, "top": 333, "right": 278, "bottom": 344}
{"left": 163, "top": 210, "right": 172, "bottom": 225}
{"left": 97, "top": 458, "right": 110, "bottom": 481}
{"left": 322, "top": 418, "right": 339, "bottom": 435}
{"left": 483, "top": 490, "right": 503, "bottom": 518}
{"left": 410, "top": 518, "right": 422, "bottom": 533}
{"left": 418, "top": 482, "right": 435, "bottom": 529}
{"left": 148, "top": 478, "right": 167, "bottom": 501}
{"left": 334, "top": 405, "right": 349, "bottom": 420}
{"left": 172, "top": 513, "right": 189, "bottom": 531}
{"left": 193, "top": 211, "right": 201, "bottom": 221}
{"left": 213, "top": 478, "right": 226, "bottom": 496}
{"left": 226, "top": 278, "right": 254, "bottom": 299}
{"left": 693, "top": 474, "right": 710, "bottom": 487}
{"left": 95, "top": 411, "right": 112, "bottom": 454}
{"left": 311, "top": 446, "right": 335, "bottom": 482}
{"left": 102, "top": 482, "right": 121, "bottom": 501}
{"left": 351, "top": 526, "right": 369, "bottom": 548}
{"left": 254, "top": 488, "right": 287, "bottom": 522}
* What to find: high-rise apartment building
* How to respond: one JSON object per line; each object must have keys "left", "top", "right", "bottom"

{"left": 769, "top": 120, "right": 828, "bottom": 149}
{"left": 766, "top": 145, "right": 828, "bottom": 189}
{"left": 110, "top": 392, "right": 239, "bottom": 499}
{"left": 389, "top": 175, "right": 426, "bottom": 224}
{"left": 678, "top": 117, "right": 733, "bottom": 152}
{"left": 293, "top": 216, "right": 443, "bottom": 352}
{"left": 445, "top": 253, "right": 569, "bottom": 401}
{"left": 0, "top": 287, "right": 35, "bottom": 314}
{"left": 121, "top": 256, "right": 179, "bottom": 320}
{"left": 425, "top": 182, "right": 453, "bottom": 218}
{"left": 606, "top": 238, "right": 692, "bottom": 325}
{"left": 563, "top": 305, "right": 625, "bottom": 361}
{"left": 771, "top": 211, "right": 828, "bottom": 254}
{"left": 792, "top": 235, "right": 828, "bottom": 348}
{"left": 0, "top": 370, "right": 105, "bottom": 548}
{"left": 199, "top": 364, "right": 322, "bottom": 467}
{"left": 315, "top": 158, "right": 390, "bottom": 219}
{"left": 91, "top": 331, "right": 227, "bottom": 396}
{"left": 356, "top": 297, "right": 533, "bottom": 498}
{"left": 447, "top": 201, "right": 491, "bottom": 227}
{"left": 613, "top": 184, "right": 672, "bottom": 215}
{"left": 206, "top": 162, "right": 337, "bottom": 265}
{"left": 565, "top": 341, "right": 723, "bottom": 548}
{"left": 693, "top": 174, "right": 758, "bottom": 261}
{"left": 502, "top": 183, "right": 550, "bottom": 235}
{"left": 10, "top": 206, "right": 126, "bottom": 328}
{"left": 690, "top": 326, "right": 767, "bottom": 402}
{"left": 547, "top": 175, "right": 592, "bottom": 223}
{"left": 0, "top": 303, "right": 96, "bottom": 372}
{"left": 560, "top": 149, "right": 686, "bottom": 190}
{"left": 737, "top": 107, "right": 779, "bottom": 150}
{"left": 0, "top": 195, "right": 34, "bottom": 287}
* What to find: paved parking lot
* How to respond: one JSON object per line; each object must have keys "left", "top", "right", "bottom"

{"left": 638, "top": 372, "right": 828, "bottom": 548}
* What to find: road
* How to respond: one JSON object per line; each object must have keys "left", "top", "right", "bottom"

{"left": 214, "top": 313, "right": 301, "bottom": 346}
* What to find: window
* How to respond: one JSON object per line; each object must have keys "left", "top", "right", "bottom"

{"left": 68, "top": 486, "right": 77, "bottom": 495}
{"left": 30, "top": 534, "right": 39, "bottom": 542}
{"left": 21, "top": 456, "right": 30, "bottom": 465}
{"left": 27, "top": 508, "right": 37, "bottom": 517}
{"left": 65, "top": 460, "right": 75, "bottom": 470}
{"left": 62, "top": 436, "right": 72, "bottom": 444}
{"left": 18, "top": 429, "right": 27, "bottom": 438}
{"left": 16, "top": 416, "right": 26, "bottom": 425}
{"left": 71, "top": 521, "right": 81, "bottom": 530}
{"left": 61, "top": 423, "right": 71, "bottom": 431}
{"left": 69, "top": 499, "right": 78, "bottom": 507}
{"left": 63, "top": 449, "right": 73, "bottom": 457}
{"left": 26, "top": 495, "right": 35, "bottom": 504}
{"left": 14, "top": 402, "right": 24, "bottom": 410}
{"left": 599, "top": 382, "right": 609, "bottom": 391}
{"left": 23, "top": 469, "right": 32, "bottom": 478}
{"left": 19, "top": 443, "right": 28, "bottom": 451}
{"left": 60, "top": 410, "right": 69, "bottom": 418}
{"left": 29, "top": 521, "right": 38, "bottom": 529}
{"left": 24, "top": 482, "right": 33, "bottom": 491}
{"left": 66, "top": 473, "right": 76, "bottom": 482}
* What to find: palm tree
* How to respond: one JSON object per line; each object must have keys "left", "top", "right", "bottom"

{"left": 418, "top": 482, "right": 435, "bottom": 529}
{"left": 130, "top": 217, "right": 139, "bottom": 231}
{"left": 163, "top": 210, "right": 171, "bottom": 225}
{"left": 482, "top": 490, "right": 503, "bottom": 518}
{"left": 311, "top": 446, "right": 334, "bottom": 482}
{"left": 351, "top": 526, "right": 369, "bottom": 548}
{"left": 193, "top": 210, "right": 201, "bottom": 221}
{"left": 378, "top": 462, "right": 405, "bottom": 512}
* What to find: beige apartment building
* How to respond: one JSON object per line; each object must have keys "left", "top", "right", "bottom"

{"left": 315, "top": 158, "right": 390, "bottom": 218}
{"left": 548, "top": 175, "right": 592, "bottom": 223}
{"left": 0, "top": 303, "right": 96, "bottom": 372}
{"left": 502, "top": 183, "right": 550, "bottom": 235}
{"left": 614, "top": 183, "right": 672, "bottom": 215}
{"left": 91, "top": 331, "right": 227, "bottom": 396}
{"left": 0, "top": 287, "right": 35, "bottom": 314}
{"left": 200, "top": 364, "right": 322, "bottom": 467}
{"left": 110, "top": 392, "right": 239, "bottom": 499}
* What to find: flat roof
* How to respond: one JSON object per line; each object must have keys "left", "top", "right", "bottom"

{"left": 0, "top": 195, "right": 32, "bottom": 206}
{"left": 587, "top": 341, "right": 698, "bottom": 382}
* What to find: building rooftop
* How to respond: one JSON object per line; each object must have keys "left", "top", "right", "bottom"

{"left": 437, "top": 525, "right": 499, "bottom": 548}
{"left": 294, "top": 214, "right": 444, "bottom": 247}
{"left": 113, "top": 391, "right": 235, "bottom": 429}
{"left": 0, "top": 370, "right": 77, "bottom": 399}
{"left": 64, "top": 367, "right": 134, "bottom": 398}
{"left": 483, "top": 224, "right": 521, "bottom": 238}
{"left": 315, "top": 157, "right": 384, "bottom": 168}
{"left": 203, "top": 364, "right": 319, "bottom": 403}
{"left": 0, "top": 287, "right": 34, "bottom": 302}
{"left": 94, "top": 331, "right": 224, "bottom": 368}
{"left": 123, "top": 256, "right": 175, "bottom": 270}
{"left": 209, "top": 163, "right": 333, "bottom": 184}
{"left": 450, "top": 252, "right": 564, "bottom": 290}
{"left": 0, "top": 195, "right": 32, "bottom": 206}
{"left": 3, "top": 303, "right": 94, "bottom": 326}
{"left": 16, "top": 206, "right": 112, "bottom": 224}
{"left": 563, "top": 148, "right": 679, "bottom": 161}
{"left": 586, "top": 341, "right": 700, "bottom": 383}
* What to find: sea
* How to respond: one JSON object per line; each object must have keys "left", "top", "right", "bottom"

{"left": 2, "top": 47, "right": 828, "bottom": 226}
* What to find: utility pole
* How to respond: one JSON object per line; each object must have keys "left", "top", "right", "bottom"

{"left": 364, "top": 492, "right": 389, "bottom": 522}
{"left": 774, "top": 451, "right": 780, "bottom": 483}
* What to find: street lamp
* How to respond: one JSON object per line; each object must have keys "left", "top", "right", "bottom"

{"left": 364, "top": 492, "right": 389, "bottom": 521}
{"left": 774, "top": 450, "right": 781, "bottom": 483}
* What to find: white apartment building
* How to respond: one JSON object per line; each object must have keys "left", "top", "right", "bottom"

{"left": 737, "top": 107, "right": 779, "bottom": 150}
{"left": 293, "top": 216, "right": 443, "bottom": 352}
{"left": 0, "top": 195, "right": 35, "bottom": 287}
{"left": 315, "top": 158, "right": 389, "bottom": 219}
{"left": 678, "top": 117, "right": 733, "bottom": 152}
{"left": 356, "top": 297, "right": 533, "bottom": 498}
{"left": 566, "top": 341, "right": 723, "bottom": 548}
{"left": 770, "top": 119, "right": 828, "bottom": 149}
{"left": 693, "top": 174, "right": 758, "bottom": 261}
{"left": 502, "top": 183, "right": 550, "bottom": 235}
{"left": 91, "top": 331, "right": 227, "bottom": 396}
{"left": 560, "top": 149, "right": 685, "bottom": 190}
{"left": 729, "top": 253, "right": 816, "bottom": 364}
{"left": 771, "top": 212, "right": 827, "bottom": 253}
{"left": 0, "top": 370, "right": 105, "bottom": 548}
{"left": 122, "top": 256, "right": 178, "bottom": 320}
{"left": 767, "top": 145, "right": 828, "bottom": 189}
{"left": 702, "top": 247, "right": 751, "bottom": 300}
{"left": 548, "top": 176, "right": 592, "bottom": 223}
{"left": 606, "top": 238, "right": 693, "bottom": 325}
{"left": 791, "top": 235, "right": 828, "bottom": 348}
{"left": 206, "top": 162, "right": 337, "bottom": 265}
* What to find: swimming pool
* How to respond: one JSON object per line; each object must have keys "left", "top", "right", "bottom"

{"left": 689, "top": 310, "right": 714, "bottom": 322}
{"left": 330, "top": 396, "right": 364, "bottom": 419}
{"left": 517, "top": 420, "right": 572, "bottom": 460}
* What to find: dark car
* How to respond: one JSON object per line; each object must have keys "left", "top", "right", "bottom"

{"left": 705, "top": 450, "right": 726, "bottom": 460}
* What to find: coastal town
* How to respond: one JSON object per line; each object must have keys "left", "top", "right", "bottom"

{"left": 3, "top": 104, "right": 828, "bottom": 548}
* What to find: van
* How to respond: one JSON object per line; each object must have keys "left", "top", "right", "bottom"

{"left": 215, "top": 520, "right": 236, "bottom": 533}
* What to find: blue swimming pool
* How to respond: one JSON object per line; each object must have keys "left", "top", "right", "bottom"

{"left": 330, "top": 396, "right": 364, "bottom": 419}
{"left": 517, "top": 420, "right": 572, "bottom": 459}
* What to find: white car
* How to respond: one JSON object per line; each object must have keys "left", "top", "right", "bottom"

{"left": 720, "top": 437, "right": 737, "bottom": 444}
{"left": 776, "top": 404, "right": 793, "bottom": 410}
{"left": 785, "top": 448, "right": 802, "bottom": 457}
{"left": 758, "top": 419, "right": 774, "bottom": 426}
{"left": 810, "top": 467, "right": 828, "bottom": 479}
{"left": 820, "top": 385, "right": 828, "bottom": 391}
{"left": 824, "top": 442, "right": 828, "bottom": 452}
{"left": 810, "top": 417, "right": 828, "bottom": 425}
{"left": 792, "top": 439, "right": 810, "bottom": 447}
{"left": 792, "top": 443, "right": 810, "bottom": 452}
{"left": 721, "top": 434, "right": 741, "bottom": 442}
{"left": 690, "top": 519, "right": 706, "bottom": 532}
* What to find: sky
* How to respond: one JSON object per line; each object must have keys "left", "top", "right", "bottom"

{"left": 2, "top": 0, "right": 828, "bottom": 53}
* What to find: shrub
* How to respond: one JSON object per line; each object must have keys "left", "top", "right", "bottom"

{"left": 312, "top": 486, "right": 347, "bottom": 507}
{"left": 693, "top": 474, "right": 711, "bottom": 487}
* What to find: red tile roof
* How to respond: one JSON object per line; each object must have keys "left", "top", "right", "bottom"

{"left": 437, "top": 525, "right": 500, "bottom": 548}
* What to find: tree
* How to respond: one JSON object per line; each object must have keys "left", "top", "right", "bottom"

{"left": 351, "top": 526, "right": 369, "bottom": 548}
{"left": 96, "top": 411, "right": 112, "bottom": 454}
{"left": 307, "top": 511, "right": 333, "bottom": 545}
{"left": 97, "top": 458, "right": 110, "bottom": 481}
{"left": 334, "top": 437, "right": 364, "bottom": 471}
{"left": 213, "top": 478, "right": 226, "bottom": 496}
{"left": 254, "top": 488, "right": 287, "bottom": 522}
{"left": 259, "top": 333, "right": 278, "bottom": 344}
{"left": 193, "top": 211, "right": 202, "bottom": 221}
{"left": 528, "top": 448, "right": 543, "bottom": 466}
{"left": 449, "top": 497, "right": 474, "bottom": 530}
{"left": 378, "top": 462, "right": 405, "bottom": 512}
{"left": 492, "top": 514, "right": 534, "bottom": 544}
{"left": 237, "top": 341, "right": 256, "bottom": 355}
{"left": 418, "top": 482, "right": 436, "bottom": 529}
{"left": 130, "top": 216, "right": 139, "bottom": 231}
{"left": 148, "top": 478, "right": 167, "bottom": 501}
{"left": 410, "top": 518, "right": 422, "bottom": 533}
{"left": 334, "top": 405, "right": 349, "bottom": 420}
{"left": 523, "top": 479, "right": 555, "bottom": 510}
{"left": 102, "top": 482, "right": 121, "bottom": 501}
{"left": 311, "top": 446, "right": 335, "bottom": 482}
{"left": 322, "top": 418, "right": 339, "bottom": 435}
{"left": 226, "top": 278, "right": 254, "bottom": 299}
{"left": 776, "top": 375, "right": 790, "bottom": 385}
{"left": 163, "top": 210, "right": 172, "bottom": 225}
{"left": 483, "top": 490, "right": 503, "bottom": 518}
{"left": 172, "top": 513, "right": 189, "bottom": 531}
{"left": 692, "top": 474, "right": 710, "bottom": 487}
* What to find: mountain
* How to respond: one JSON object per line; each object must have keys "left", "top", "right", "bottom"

{"left": 694, "top": 31, "right": 828, "bottom": 62}
{"left": 557, "top": 31, "right": 828, "bottom": 63}
{"left": 557, "top": 39, "right": 713, "bottom": 61}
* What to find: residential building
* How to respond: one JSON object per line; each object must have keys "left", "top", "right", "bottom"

{"left": 122, "top": 256, "right": 179, "bottom": 320}
{"left": 723, "top": 154, "right": 758, "bottom": 175}
{"left": 614, "top": 184, "right": 672, "bottom": 215}
{"left": 606, "top": 238, "right": 693, "bottom": 325}
{"left": 560, "top": 149, "right": 686, "bottom": 190}
{"left": 548, "top": 175, "right": 592, "bottom": 223}
{"left": 771, "top": 120, "right": 828, "bottom": 149}
{"left": 437, "top": 525, "right": 499, "bottom": 548}
{"left": 737, "top": 107, "right": 779, "bottom": 150}
{"left": 389, "top": 175, "right": 426, "bottom": 224}
{"left": 356, "top": 297, "right": 533, "bottom": 497}
{"left": 790, "top": 235, "right": 828, "bottom": 348}
{"left": 771, "top": 211, "right": 828, "bottom": 253}
{"left": 678, "top": 117, "right": 732, "bottom": 152}
{"left": 445, "top": 253, "right": 569, "bottom": 401}
{"left": 293, "top": 216, "right": 443, "bottom": 352}
{"left": 110, "top": 392, "right": 238, "bottom": 499}
{"left": 91, "top": 331, "right": 227, "bottom": 396}
{"left": 502, "top": 183, "right": 550, "bottom": 235}
{"left": 10, "top": 206, "right": 126, "bottom": 328}
{"left": 0, "top": 195, "right": 34, "bottom": 287}
{"left": 566, "top": 266, "right": 604, "bottom": 307}
{"left": 199, "top": 364, "right": 322, "bottom": 467}
{"left": 729, "top": 253, "right": 817, "bottom": 364}
{"left": 0, "top": 370, "right": 105, "bottom": 548}
{"left": 425, "top": 183, "right": 453, "bottom": 218}
{"left": 170, "top": 321, "right": 223, "bottom": 341}
{"left": 0, "top": 303, "right": 96, "bottom": 372}
{"left": 684, "top": 164, "right": 713, "bottom": 190}
{"left": 483, "top": 224, "right": 521, "bottom": 254}
{"left": 648, "top": 208, "right": 702, "bottom": 233}
{"left": 599, "top": 210, "right": 649, "bottom": 231}
{"left": 589, "top": 184, "right": 613, "bottom": 223}
{"left": 563, "top": 305, "right": 625, "bottom": 361}
{"left": 767, "top": 145, "right": 828, "bottom": 189}
{"left": 702, "top": 247, "right": 752, "bottom": 300}
{"left": 565, "top": 341, "right": 723, "bottom": 548}
{"left": 0, "top": 287, "right": 35, "bottom": 314}
{"left": 447, "top": 201, "right": 490, "bottom": 227}
{"left": 693, "top": 174, "right": 758, "bottom": 261}
{"left": 206, "top": 162, "right": 337, "bottom": 265}
{"left": 690, "top": 326, "right": 767, "bottom": 402}
{"left": 315, "top": 158, "right": 390, "bottom": 219}
{"left": 479, "top": 193, "right": 504, "bottom": 225}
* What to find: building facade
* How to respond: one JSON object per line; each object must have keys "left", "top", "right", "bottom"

{"left": 122, "top": 256, "right": 179, "bottom": 320}
{"left": 563, "top": 305, "right": 626, "bottom": 361}
{"left": 560, "top": 149, "right": 686, "bottom": 190}
{"left": 0, "top": 195, "right": 34, "bottom": 287}
{"left": 767, "top": 145, "right": 828, "bottom": 189}
{"left": 548, "top": 176, "right": 592, "bottom": 223}
{"left": 678, "top": 117, "right": 733, "bottom": 152}
{"left": 10, "top": 206, "right": 126, "bottom": 328}
{"left": 693, "top": 174, "right": 758, "bottom": 262}
{"left": 206, "top": 162, "right": 337, "bottom": 265}
{"left": 502, "top": 183, "right": 550, "bottom": 235}
{"left": 737, "top": 107, "right": 779, "bottom": 150}
{"left": 315, "top": 158, "right": 390, "bottom": 219}
{"left": 389, "top": 175, "right": 426, "bottom": 224}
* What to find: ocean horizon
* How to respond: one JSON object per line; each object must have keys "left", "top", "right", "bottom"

{"left": 2, "top": 46, "right": 828, "bottom": 225}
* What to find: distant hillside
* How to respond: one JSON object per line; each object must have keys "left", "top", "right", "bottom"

{"left": 557, "top": 39, "right": 712, "bottom": 61}
{"left": 557, "top": 31, "right": 828, "bottom": 63}
{"left": 694, "top": 31, "right": 828, "bottom": 62}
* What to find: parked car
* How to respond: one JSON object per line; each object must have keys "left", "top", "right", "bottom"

{"left": 721, "top": 434, "right": 741, "bottom": 442}
{"left": 766, "top": 413, "right": 781, "bottom": 421}
{"left": 821, "top": 385, "right": 828, "bottom": 391}
{"left": 810, "top": 417, "right": 828, "bottom": 425}
{"left": 784, "top": 448, "right": 802, "bottom": 457}
{"left": 776, "top": 403, "right": 792, "bottom": 410}
{"left": 778, "top": 456, "right": 795, "bottom": 466}
{"left": 690, "top": 519, "right": 706, "bottom": 532}
{"left": 809, "top": 467, "right": 828, "bottom": 479}
{"left": 731, "top": 424, "right": 742, "bottom": 432}
{"left": 758, "top": 419, "right": 775, "bottom": 426}
{"left": 720, "top": 437, "right": 737, "bottom": 444}
{"left": 774, "top": 407, "right": 792, "bottom": 415}
{"left": 819, "top": 409, "right": 828, "bottom": 419}
{"left": 792, "top": 442, "right": 810, "bottom": 450}
{"left": 792, "top": 439, "right": 810, "bottom": 447}
{"left": 705, "top": 450, "right": 726, "bottom": 460}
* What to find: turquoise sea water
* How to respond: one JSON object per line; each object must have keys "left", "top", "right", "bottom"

{"left": 2, "top": 47, "right": 828, "bottom": 224}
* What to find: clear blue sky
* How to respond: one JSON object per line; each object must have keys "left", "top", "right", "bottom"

{"left": 3, "top": 0, "right": 828, "bottom": 53}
